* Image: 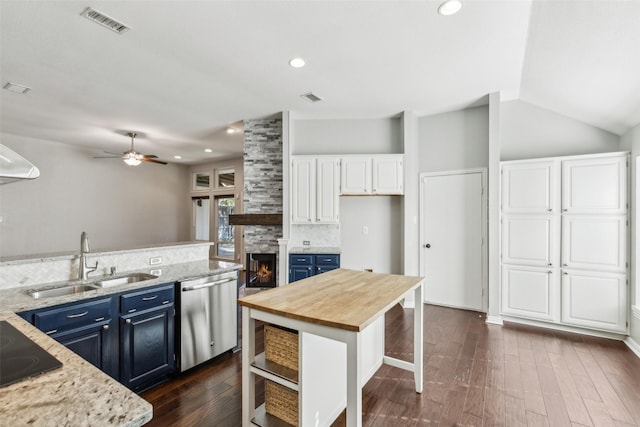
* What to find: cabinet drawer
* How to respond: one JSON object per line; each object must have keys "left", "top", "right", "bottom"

{"left": 121, "top": 284, "right": 174, "bottom": 314}
{"left": 315, "top": 254, "right": 340, "bottom": 266}
{"left": 289, "top": 254, "right": 314, "bottom": 266}
{"left": 35, "top": 298, "right": 112, "bottom": 333}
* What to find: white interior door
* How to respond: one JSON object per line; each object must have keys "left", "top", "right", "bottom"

{"left": 420, "top": 170, "right": 486, "bottom": 311}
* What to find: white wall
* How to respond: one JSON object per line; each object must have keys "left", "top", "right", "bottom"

{"left": 0, "top": 133, "right": 190, "bottom": 258}
{"left": 292, "top": 118, "right": 402, "bottom": 155}
{"left": 501, "top": 100, "right": 620, "bottom": 160}
{"left": 339, "top": 196, "right": 402, "bottom": 274}
{"left": 418, "top": 105, "right": 489, "bottom": 172}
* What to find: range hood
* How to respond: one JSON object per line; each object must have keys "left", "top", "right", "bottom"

{"left": 0, "top": 144, "right": 40, "bottom": 185}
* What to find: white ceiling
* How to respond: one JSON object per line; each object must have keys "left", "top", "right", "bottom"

{"left": 1, "top": 1, "right": 639, "bottom": 165}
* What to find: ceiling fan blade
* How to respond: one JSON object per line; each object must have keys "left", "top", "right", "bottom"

{"left": 103, "top": 150, "right": 124, "bottom": 156}
{"left": 93, "top": 156, "right": 122, "bottom": 159}
{"left": 142, "top": 154, "right": 158, "bottom": 158}
{"left": 142, "top": 157, "right": 167, "bottom": 165}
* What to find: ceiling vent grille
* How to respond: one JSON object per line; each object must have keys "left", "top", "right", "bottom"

{"left": 81, "top": 7, "right": 130, "bottom": 34}
{"left": 300, "top": 92, "right": 323, "bottom": 103}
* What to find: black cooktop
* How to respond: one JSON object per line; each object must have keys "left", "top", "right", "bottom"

{"left": 0, "top": 320, "right": 63, "bottom": 388}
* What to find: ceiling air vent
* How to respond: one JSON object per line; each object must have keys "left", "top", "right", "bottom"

{"left": 81, "top": 7, "right": 130, "bottom": 34}
{"left": 300, "top": 92, "right": 323, "bottom": 103}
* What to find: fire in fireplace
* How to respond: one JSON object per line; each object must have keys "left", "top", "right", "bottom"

{"left": 246, "top": 253, "right": 277, "bottom": 288}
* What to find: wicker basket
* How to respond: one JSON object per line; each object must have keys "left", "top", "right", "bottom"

{"left": 265, "top": 379, "right": 298, "bottom": 426}
{"left": 265, "top": 324, "right": 299, "bottom": 372}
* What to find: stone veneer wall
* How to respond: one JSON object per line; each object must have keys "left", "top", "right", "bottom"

{"left": 242, "top": 118, "right": 283, "bottom": 283}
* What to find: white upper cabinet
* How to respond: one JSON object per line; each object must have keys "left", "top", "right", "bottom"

{"left": 340, "top": 155, "right": 403, "bottom": 195}
{"left": 562, "top": 154, "right": 627, "bottom": 214}
{"left": 315, "top": 157, "right": 341, "bottom": 223}
{"left": 501, "top": 160, "right": 558, "bottom": 213}
{"left": 291, "top": 156, "right": 340, "bottom": 224}
{"left": 291, "top": 157, "right": 315, "bottom": 223}
{"left": 340, "top": 156, "right": 372, "bottom": 195}
{"left": 372, "top": 155, "right": 403, "bottom": 195}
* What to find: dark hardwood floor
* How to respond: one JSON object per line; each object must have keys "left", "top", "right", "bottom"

{"left": 142, "top": 304, "right": 640, "bottom": 426}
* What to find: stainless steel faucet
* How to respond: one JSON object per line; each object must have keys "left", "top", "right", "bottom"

{"left": 79, "top": 231, "right": 98, "bottom": 280}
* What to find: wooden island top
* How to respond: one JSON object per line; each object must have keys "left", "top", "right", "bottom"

{"left": 238, "top": 268, "right": 424, "bottom": 332}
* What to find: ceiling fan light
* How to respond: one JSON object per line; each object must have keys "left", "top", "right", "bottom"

{"left": 123, "top": 152, "right": 141, "bottom": 166}
{"left": 438, "top": 0, "right": 462, "bottom": 16}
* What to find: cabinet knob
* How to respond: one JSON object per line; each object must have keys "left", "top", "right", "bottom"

{"left": 548, "top": 209, "right": 552, "bottom": 212}
{"left": 103, "top": 324, "right": 109, "bottom": 330}
{"left": 547, "top": 271, "right": 552, "bottom": 274}
{"left": 125, "top": 319, "right": 131, "bottom": 324}
{"left": 548, "top": 263, "right": 552, "bottom": 266}
{"left": 210, "top": 341, "right": 215, "bottom": 346}
{"left": 424, "top": 243, "right": 431, "bottom": 249}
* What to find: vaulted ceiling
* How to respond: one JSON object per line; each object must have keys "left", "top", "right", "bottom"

{"left": 1, "top": 1, "right": 638, "bottom": 164}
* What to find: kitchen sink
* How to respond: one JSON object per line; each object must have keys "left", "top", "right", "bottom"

{"left": 28, "top": 284, "right": 99, "bottom": 299}
{"left": 93, "top": 273, "right": 158, "bottom": 288}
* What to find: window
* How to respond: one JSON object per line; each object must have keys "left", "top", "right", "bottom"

{"left": 193, "top": 172, "right": 211, "bottom": 191}
{"left": 216, "top": 168, "right": 235, "bottom": 188}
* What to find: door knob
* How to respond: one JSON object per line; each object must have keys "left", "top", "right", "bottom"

{"left": 424, "top": 244, "right": 431, "bottom": 248}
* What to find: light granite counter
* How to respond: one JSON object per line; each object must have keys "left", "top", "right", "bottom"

{"left": 289, "top": 246, "right": 341, "bottom": 254}
{"left": 0, "top": 258, "right": 242, "bottom": 426}
{"left": 0, "top": 311, "right": 152, "bottom": 427}
{"left": 1, "top": 259, "right": 241, "bottom": 313}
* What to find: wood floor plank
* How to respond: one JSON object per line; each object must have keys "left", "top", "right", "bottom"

{"left": 521, "top": 362, "right": 547, "bottom": 416}
{"left": 527, "top": 411, "right": 551, "bottom": 427}
{"left": 549, "top": 351, "right": 593, "bottom": 426}
{"left": 504, "top": 394, "right": 528, "bottom": 427}
{"left": 584, "top": 398, "right": 617, "bottom": 427}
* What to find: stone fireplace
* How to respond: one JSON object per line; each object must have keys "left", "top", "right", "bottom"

{"left": 242, "top": 117, "right": 283, "bottom": 285}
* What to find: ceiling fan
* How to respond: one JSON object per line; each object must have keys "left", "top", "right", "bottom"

{"left": 95, "top": 132, "right": 167, "bottom": 166}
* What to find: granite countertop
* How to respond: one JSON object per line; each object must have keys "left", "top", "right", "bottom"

{"left": 1, "top": 259, "right": 242, "bottom": 313}
{"left": 0, "top": 311, "right": 152, "bottom": 427}
{"left": 0, "top": 258, "right": 242, "bottom": 426}
{"left": 289, "top": 247, "right": 341, "bottom": 254}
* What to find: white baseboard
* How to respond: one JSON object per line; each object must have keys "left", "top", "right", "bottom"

{"left": 625, "top": 336, "right": 640, "bottom": 359}
{"left": 485, "top": 315, "right": 503, "bottom": 326}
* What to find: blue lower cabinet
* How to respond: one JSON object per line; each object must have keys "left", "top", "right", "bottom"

{"left": 119, "top": 284, "right": 176, "bottom": 391}
{"left": 51, "top": 320, "right": 116, "bottom": 378}
{"left": 120, "top": 303, "right": 175, "bottom": 391}
{"left": 289, "top": 253, "right": 340, "bottom": 283}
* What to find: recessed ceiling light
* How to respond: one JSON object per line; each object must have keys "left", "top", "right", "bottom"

{"left": 3, "top": 82, "right": 31, "bottom": 94}
{"left": 204, "top": 149, "right": 213, "bottom": 153}
{"left": 289, "top": 57, "right": 306, "bottom": 68}
{"left": 226, "top": 127, "right": 237, "bottom": 134}
{"left": 438, "top": 0, "right": 462, "bottom": 16}
{"left": 174, "top": 155, "right": 182, "bottom": 159}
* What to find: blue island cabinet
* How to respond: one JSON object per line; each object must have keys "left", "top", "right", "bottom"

{"left": 288, "top": 253, "right": 340, "bottom": 283}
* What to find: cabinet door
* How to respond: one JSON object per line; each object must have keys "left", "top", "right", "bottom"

{"left": 372, "top": 155, "right": 403, "bottom": 195}
{"left": 502, "top": 215, "right": 559, "bottom": 267}
{"left": 562, "top": 216, "right": 626, "bottom": 272}
{"left": 291, "top": 157, "right": 315, "bottom": 224}
{"left": 340, "top": 156, "right": 371, "bottom": 194}
{"left": 562, "top": 155, "right": 627, "bottom": 214}
{"left": 316, "top": 157, "right": 340, "bottom": 223}
{"left": 52, "top": 320, "right": 117, "bottom": 378}
{"left": 561, "top": 270, "right": 627, "bottom": 332}
{"left": 501, "top": 160, "right": 558, "bottom": 213}
{"left": 501, "top": 265, "right": 559, "bottom": 322}
{"left": 289, "top": 265, "right": 313, "bottom": 283}
{"left": 120, "top": 304, "right": 175, "bottom": 391}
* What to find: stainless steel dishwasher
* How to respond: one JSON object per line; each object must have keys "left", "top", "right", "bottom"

{"left": 178, "top": 270, "right": 238, "bottom": 372}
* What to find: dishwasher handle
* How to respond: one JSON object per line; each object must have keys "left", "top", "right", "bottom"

{"left": 182, "top": 277, "right": 236, "bottom": 292}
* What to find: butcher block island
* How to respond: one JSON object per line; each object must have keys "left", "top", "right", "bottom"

{"left": 239, "top": 269, "right": 425, "bottom": 427}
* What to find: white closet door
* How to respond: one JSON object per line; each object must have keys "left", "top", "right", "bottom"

{"left": 502, "top": 216, "right": 558, "bottom": 267}
{"left": 561, "top": 270, "right": 627, "bottom": 332}
{"left": 562, "top": 155, "right": 627, "bottom": 214}
{"left": 501, "top": 160, "right": 558, "bottom": 214}
{"left": 562, "top": 216, "right": 626, "bottom": 272}
{"left": 421, "top": 171, "right": 484, "bottom": 311}
{"left": 501, "top": 265, "right": 559, "bottom": 322}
